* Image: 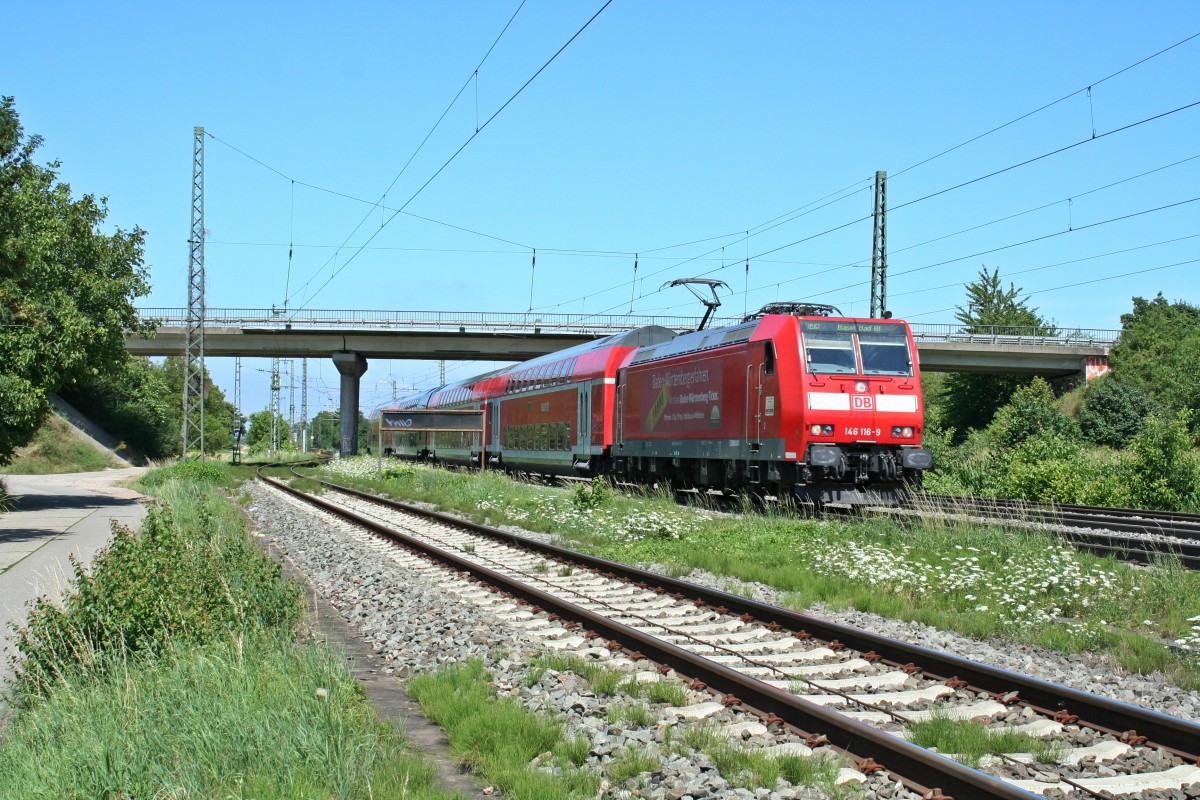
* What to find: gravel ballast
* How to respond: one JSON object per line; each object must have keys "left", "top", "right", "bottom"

{"left": 244, "top": 480, "right": 1200, "bottom": 799}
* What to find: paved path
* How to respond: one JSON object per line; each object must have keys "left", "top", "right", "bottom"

{"left": 0, "top": 469, "right": 146, "bottom": 691}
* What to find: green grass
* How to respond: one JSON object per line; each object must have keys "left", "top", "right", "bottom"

{"left": 0, "top": 415, "right": 119, "bottom": 475}
{"left": 607, "top": 702, "right": 656, "bottom": 727}
{"left": 907, "top": 711, "right": 1067, "bottom": 768}
{"left": 605, "top": 744, "right": 659, "bottom": 785}
{"left": 629, "top": 678, "right": 688, "bottom": 707}
{"left": 0, "top": 635, "right": 454, "bottom": 800}
{"left": 710, "top": 744, "right": 840, "bottom": 792}
{"left": 531, "top": 654, "right": 626, "bottom": 696}
{"left": 676, "top": 722, "right": 846, "bottom": 795}
{"left": 316, "top": 458, "right": 1200, "bottom": 688}
{"left": 0, "top": 477, "right": 12, "bottom": 512}
{"left": 408, "top": 659, "right": 600, "bottom": 799}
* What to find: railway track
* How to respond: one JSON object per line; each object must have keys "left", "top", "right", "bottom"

{"left": 260, "top": 471, "right": 1200, "bottom": 799}
{"left": 895, "top": 494, "right": 1200, "bottom": 571}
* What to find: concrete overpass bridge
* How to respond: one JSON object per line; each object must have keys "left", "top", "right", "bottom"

{"left": 128, "top": 308, "right": 1116, "bottom": 453}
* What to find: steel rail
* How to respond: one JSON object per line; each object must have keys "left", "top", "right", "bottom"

{"left": 265, "top": 474, "right": 1041, "bottom": 799}
{"left": 285, "top": 472, "right": 1200, "bottom": 760}
{"left": 909, "top": 495, "right": 1200, "bottom": 570}
{"left": 918, "top": 493, "right": 1200, "bottom": 531}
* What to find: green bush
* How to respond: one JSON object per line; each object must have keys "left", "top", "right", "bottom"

{"left": 1079, "top": 377, "right": 1159, "bottom": 448}
{"left": 923, "top": 427, "right": 998, "bottom": 497}
{"left": 990, "top": 434, "right": 1124, "bottom": 505}
{"left": 572, "top": 476, "right": 612, "bottom": 510}
{"left": 136, "top": 459, "right": 230, "bottom": 490}
{"left": 0, "top": 476, "right": 11, "bottom": 511}
{"left": 991, "top": 378, "right": 1080, "bottom": 448}
{"left": 11, "top": 479, "right": 302, "bottom": 702}
{"left": 1122, "top": 411, "right": 1200, "bottom": 511}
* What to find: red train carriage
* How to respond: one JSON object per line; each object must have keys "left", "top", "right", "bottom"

{"left": 614, "top": 304, "right": 931, "bottom": 503}
{"left": 373, "top": 303, "right": 931, "bottom": 504}
{"left": 374, "top": 326, "right": 676, "bottom": 473}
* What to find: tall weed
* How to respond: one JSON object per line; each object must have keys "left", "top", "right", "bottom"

{"left": 10, "top": 477, "right": 301, "bottom": 703}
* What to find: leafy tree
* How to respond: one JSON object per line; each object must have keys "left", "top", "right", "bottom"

{"left": 939, "top": 267, "right": 1056, "bottom": 436}
{"left": 1078, "top": 376, "right": 1159, "bottom": 448}
{"left": 59, "top": 358, "right": 180, "bottom": 459}
{"left": 158, "top": 357, "right": 237, "bottom": 456}
{"left": 307, "top": 410, "right": 370, "bottom": 452}
{"left": 0, "top": 97, "right": 151, "bottom": 463}
{"left": 246, "top": 409, "right": 293, "bottom": 454}
{"left": 1123, "top": 411, "right": 1200, "bottom": 511}
{"left": 1109, "top": 294, "right": 1200, "bottom": 440}
{"left": 309, "top": 410, "right": 341, "bottom": 451}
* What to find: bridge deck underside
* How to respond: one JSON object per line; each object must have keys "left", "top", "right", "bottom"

{"left": 126, "top": 327, "right": 1108, "bottom": 377}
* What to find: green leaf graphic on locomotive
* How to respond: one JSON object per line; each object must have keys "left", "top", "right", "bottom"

{"left": 644, "top": 381, "right": 671, "bottom": 432}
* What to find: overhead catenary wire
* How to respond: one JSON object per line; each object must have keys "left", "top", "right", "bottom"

{"left": 534, "top": 30, "right": 1200, "bottom": 315}
{"left": 569, "top": 99, "right": 1200, "bottom": 323}
{"left": 889, "top": 30, "right": 1200, "bottom": 179}
{"left": 287, "top": 0, "right": 614, "bottom": 318}
{"left": 614, "top": 194, "right": 1200, "bottom": 318}
{"left": 903, "top": 257, "right": 1200, "bottom": 319}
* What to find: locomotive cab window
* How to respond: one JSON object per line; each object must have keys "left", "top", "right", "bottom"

{"left": 764, "top": 342, "right": 776, "bottom": 375}
{"left": 803, "top": 331, "right": 858, "bottom": 374}
{"left": 859, "top": 332, "right": 913, "bottom": 376}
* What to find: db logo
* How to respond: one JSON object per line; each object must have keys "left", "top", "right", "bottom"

{"left": 852, "top": 395, "right": 874, "bottom": 410}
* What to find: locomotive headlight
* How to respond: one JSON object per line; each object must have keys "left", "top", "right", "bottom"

{"left": 810, "top": 424, "right": 822, "bottom": 435}
{"left": 892, "top": 426, "right": 915, "bottom": 438}
{"left": 903, "top": 426, "right": 914, "bottom": 438}
{"left": 822, "top": 424, "right": 835, "bottom": 435}
{"left": 854, "top": 380, "right": 868, "bottom": 393}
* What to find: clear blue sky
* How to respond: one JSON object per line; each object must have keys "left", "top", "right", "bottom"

{"left": 5, "top": 2, "right": 1199, "bottom": 422}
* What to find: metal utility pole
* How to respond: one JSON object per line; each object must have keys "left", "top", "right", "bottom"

{"left": 182, "top": 126, "right": 206, "bottom": 457}
{"left": 233, "top": 356, "right": 242, "bottom": 419}
{"left": 300, "top": 358, "right": 309, "bottom": 453}
{"left": 270, "top": 357, "right": 281, "bottom": 453}
{"left": 439, "top": 360, "right": 446, "bottom": 385}
{"left": 870, "top": 170, "right": 888, "bottom": 318}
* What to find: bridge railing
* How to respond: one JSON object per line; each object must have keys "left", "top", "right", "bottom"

{"left": 135, "top": 309, "right": 1119, "bottom": 347}
{"left": 908, "top": 324, "right": 1119, "bottom": 347}
{"left": 136, "top": 307, "right": 736, "bottom": 335}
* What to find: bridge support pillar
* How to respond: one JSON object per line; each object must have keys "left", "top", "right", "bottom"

{"left": 332, "top": 351, "right": 367, "bottom": 458}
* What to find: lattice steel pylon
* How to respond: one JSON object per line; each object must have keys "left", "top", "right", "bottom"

{"left": 270, "top": 358, "right": 281, "bottom": 453}
{"left": 869, "top": 170, "right": 887, "bottom": 318}
{"left": 182, "top": 126, "right": 206, "bottom": 457}
{"left": 300, "top": 358, "right": 308, "bottom": 453}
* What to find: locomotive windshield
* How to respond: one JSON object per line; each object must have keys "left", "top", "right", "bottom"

{"left": 804, "top": 331, "right": 859, "bottom": 374}
{"left": 859, "top": 332, "right": 913, "bottom": 376}
{"left": 801, "top": 322, "right": 913, "bottom": 377}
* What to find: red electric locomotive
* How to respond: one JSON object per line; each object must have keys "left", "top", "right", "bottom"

{"left": 613, "top": 302, "right": 930, "bottom": 503}
{"left": 373, "top": 302, "right": 931, "bottom": 504}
